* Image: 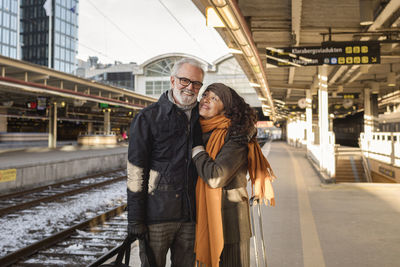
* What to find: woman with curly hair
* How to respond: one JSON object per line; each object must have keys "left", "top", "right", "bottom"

{"left": 192, "top": 83, "right": 276, "bottom": 267}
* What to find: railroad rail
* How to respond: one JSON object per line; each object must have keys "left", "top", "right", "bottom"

{"left": 0, "top": 204, "right": 128, "bottom": 266}
{"left": 0, "top": 169, "right": 126, "bottom": 216}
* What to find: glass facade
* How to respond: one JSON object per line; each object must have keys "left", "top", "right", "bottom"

{"left": 53, "top": 0, "right": 78, "bottom": 73}
{"left": 90, "top": 71, "right": 135, "bottom": 90}
{"left": 20, "top": 0, "right": 78, "bottom": 73}
{"left": 144, "top": 57, "right": 180, "bottom": 77}
{"left": 145, "top": 80, "right": 170, "bottom": 95}
{"left": 0, "top": 0, "right": 19, "bottom": 59}
{"left": 144, "top": 57, "right": 181, "bottom": 96}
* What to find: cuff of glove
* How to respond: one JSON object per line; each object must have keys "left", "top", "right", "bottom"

{"left": 192, "top": 145, "right": 205, "bottom": 158}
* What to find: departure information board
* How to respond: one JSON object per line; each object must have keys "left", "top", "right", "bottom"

{"left": 266, "top": 41, "right": 380, "bottom": 67}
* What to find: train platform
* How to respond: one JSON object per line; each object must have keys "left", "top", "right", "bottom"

{"left": 0, "top": 143, "right": 128, "bottom": 193}
{"left": 258, "top": 142, "right": 400, "bottom": 267}
{"left": 107, "top": 141, "right": 400, "bottom": 267}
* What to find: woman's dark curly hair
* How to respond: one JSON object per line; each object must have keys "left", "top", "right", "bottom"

{"left": 206, "top": 83, "right": 257, "bottom": 136}
{"left": 224, "top": 88, "right": 257, "bottom": 136}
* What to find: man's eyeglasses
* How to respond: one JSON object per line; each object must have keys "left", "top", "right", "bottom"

{"left": 201, "top": 92, "right": 220, "bottom": 103}
{"left": 175, "top": 76, "right": 203, "bottom": 90}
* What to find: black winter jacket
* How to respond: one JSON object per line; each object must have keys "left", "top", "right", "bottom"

{"left": 127, "top": 91, "right": 199, "bottom": 224}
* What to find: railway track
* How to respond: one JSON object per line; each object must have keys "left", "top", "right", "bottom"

{"left": 0, "top": 169, "right": 126, "bottom": 216}
{"left": 0, "top": 204, "right": 130, "bottom": 267}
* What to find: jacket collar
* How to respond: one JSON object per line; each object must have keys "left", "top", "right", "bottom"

{"left": 159, "top": 90, "right": 199, "bottom": 119}
{"left": 158, "top": 91, "right": 174, "bottom": 114}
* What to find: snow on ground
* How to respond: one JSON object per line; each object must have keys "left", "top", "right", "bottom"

{"left": 0, "top": 180, "right": 126, "bottom": 257}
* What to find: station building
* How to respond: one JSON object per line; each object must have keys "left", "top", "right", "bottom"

{"left": 79, "top": 53, "right": 263, "bottom": 108}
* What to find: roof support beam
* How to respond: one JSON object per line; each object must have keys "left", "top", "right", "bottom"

{"left": 291, "top": 0, "right": 302, "bottom": 46}
{"left": 328, "top": 1, "right": 400, "bottom": 86}
{"left": 288, "top": 0, "right": 302, "bottom": 101}
{"left": 365, "top": 0, "right": 400, "bottom": 32}
{"left": 287, "top": 67, "right": 295, "bottom": 99}
{"left": 329, "top": 66, "right": 347, "bottom": 85}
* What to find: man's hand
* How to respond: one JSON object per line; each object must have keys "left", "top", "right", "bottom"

{"left": 128, "top": 221, "right": 147, "bottom": 240}
{"left": 192, "top": 121, "right": 203, "bottom": 148}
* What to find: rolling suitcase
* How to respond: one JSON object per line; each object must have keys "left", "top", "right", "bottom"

{"left": 249, "top": 196, "right": 268, "bottom": 267}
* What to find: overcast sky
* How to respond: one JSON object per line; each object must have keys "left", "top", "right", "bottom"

{"left": 77, "top": 0, "right": 230, "bottom": 65}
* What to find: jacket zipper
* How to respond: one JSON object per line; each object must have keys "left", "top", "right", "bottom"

{"left": 180, "top": 109, "right": 194, "bottom": 222}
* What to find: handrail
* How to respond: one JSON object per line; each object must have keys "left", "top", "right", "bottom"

{"left": 78, "top": 131, "right": 117, "bottom": 136}
{"left": 361, "top": 151, "right": 373, "bottom": 183}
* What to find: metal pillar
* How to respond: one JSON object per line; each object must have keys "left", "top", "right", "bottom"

{"left": 48, "top": 102, "right": 57, "bottom": 148}
{"left": 88, "top": 115, "right": 93, "bottom": 134}
{"left": 0, "top": 108, "right": 7, "bottom": 132}
{"left": 371, "top": 93, "right": 379, "bottom": 130}
{"left": 104, "top": 110, "right": 111, "bottom": 135}
{"left": 364, "top": 88, "right": 373, "bottom": 136}
{"left": 318, "top": 66, "right": 329, "bottom": 171}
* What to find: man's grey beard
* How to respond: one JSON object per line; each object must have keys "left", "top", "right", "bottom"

{"left": 172, "top": 87, "right": 197, "bottom": 106}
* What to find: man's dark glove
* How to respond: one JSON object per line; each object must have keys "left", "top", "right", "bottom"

{"left": 128, "top": 221, "right": 147, "bottom": 240}
{"left": 192, "top": 120, "right": 203, "bottom": 148}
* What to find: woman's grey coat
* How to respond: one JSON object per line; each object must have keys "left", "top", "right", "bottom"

{"left": 193, "top": 131, "right": 252, "bottom": 244}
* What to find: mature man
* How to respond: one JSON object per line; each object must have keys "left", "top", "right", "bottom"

{"left": 127, "top": 58, "right": 204, "bottom": 267}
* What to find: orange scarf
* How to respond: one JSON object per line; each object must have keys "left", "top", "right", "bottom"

{"left": 195, "top": 115, "right": 276, "bottom": 267}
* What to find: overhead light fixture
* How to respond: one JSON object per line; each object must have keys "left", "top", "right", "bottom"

{"left": 231, "top": 29, "right": 247, "bottom": 46}
{"left": 248, "top": 56, "right": 258, "bottom": 66}
{"left": 262, "top": 104, "right": 271, "bottom": 110}
{"left": 252, "top": 65, "right": 261, "bottom": 73}
{"left": 273, "top": 99, "right": 286, "bottom": 105}
{"left": 210, "top": 0, "right": 275, "bottom": 119}
{"left": 242, "top": 45, "right": 253, "bottom": 57}
{"left": 2, "top": 101, "right": 13, "bottom": 107}
{"left": 387, "top": 65, "right": 396, "bottom": 86}
{"left": 266, "top": 47, "right": 284, "bottom": 54}
{"left": 250, "top": 82, "right": 261, "bottom": 87}
{"left": 359, "top": 0, "right": 374, "bottom": 26}
{"left": 387, "top": 72, "right": 396, "bottom": 86}
{"left": 370, "top": 81, "right": 379, "bottom": 94}
{"left": 266, "top": 54, "right": 301, "bottom": 67}
{"left": 228, "top": 48, "right": 242, "bottom": 54}
{"left": 206, "top": 7, "right": 225, "bottom": 27}
{"left": 212, "top": 0, "right": 227, "bottom": 8}
{"left": 219, "top": 5, "right": 239, "bottom": 30}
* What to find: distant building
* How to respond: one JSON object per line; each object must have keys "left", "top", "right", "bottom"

{"left": 0, "top": 0, "right": 19, "bottom": 59}
{"left": 20, "top": 0, "right": 79, "bottom": 73}
{"left": 78, "top": 56, "right": 138, "bottom": 91}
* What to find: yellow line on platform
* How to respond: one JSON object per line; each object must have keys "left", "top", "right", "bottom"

{"left": 287, "top": 147, "right": 326, "bottom": 267}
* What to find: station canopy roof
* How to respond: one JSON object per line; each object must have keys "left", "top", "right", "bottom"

{"left": 0, "top": 55, "right": 156, "bottom": 117}
{"left": 192, "top": 0, "right": 400, "bottom": 120}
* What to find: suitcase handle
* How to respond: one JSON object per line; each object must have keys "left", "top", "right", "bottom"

{"left": 249, "top": 196, "right": 268, "bottom": 267}
{"left": 250, "top": 196, "right": 260, "bottom": 207}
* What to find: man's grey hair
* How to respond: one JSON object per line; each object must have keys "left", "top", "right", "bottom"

{"left": 171, "top": 58, "right": 205, "bottom": 78}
